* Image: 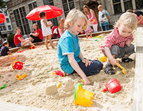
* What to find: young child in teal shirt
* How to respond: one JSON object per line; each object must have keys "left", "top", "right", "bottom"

{"left": 58, "top": 9, "right": 103, "bottom": 85}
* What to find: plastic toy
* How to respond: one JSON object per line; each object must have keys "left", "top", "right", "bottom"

{"left": 52, "top": 70, "right": 65, "bottom": 77}
{"left": 79, "top": 79, "right": 84, "bottom": 83}
{"left": 11, "top": 57, "right": 16, "bottom": 60}
{"left": 0, "top": 84, "right": 7, "bottom": 90}
{"left": 12, "top": 61, "right": 24, "bottom": 70}
{"left": 30, "top": 46, "right": 36, "bottom": 49}
{"left": 17, "top": 50, "right": 25, "bottom": 53}
{"left": 93, "top": 35, "right": 103, "bottom": 38}
{"left": 16, "top": 74, "right": 27, "bottom": 80}
{"left": 74, "top": 83, "right": 94, "bottom": 107}
{"left": 56, "top": 81, "right": 62, "bottom": 88}
{"left": 117, "top": 63, "right": 127, "bottom": 74}
{"left": 102, "top": 78, "right": 122, "bottom": 93}
{"left": 99, "top": 56, "right": 107, "bottom": 62}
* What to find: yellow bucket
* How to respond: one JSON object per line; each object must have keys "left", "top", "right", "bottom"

{"left": 74, "top": 83, "right": 94, "bottom": 107}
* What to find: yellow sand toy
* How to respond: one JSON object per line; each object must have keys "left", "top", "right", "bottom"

{"left": 95, "top": 35, "right": 103, "bottom": 38}
{"left": 11, "top": 57, "right": 16, "bottom": 60}
{"left": 56, "top": 81, "right": 62, "bottom": 88}
{"left": 99, "top": 56, "right": 107, "bottom": 62}
{"left": 74, "top": 83, "right": 94, "bottom": 107}
{"left": 16, "top": 74, "right": 27, "bottom": 80}
{"left": 116, "top": 63, "right": 127, "bottom": 74}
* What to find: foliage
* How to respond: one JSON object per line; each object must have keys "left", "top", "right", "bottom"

{"left": 7, "top": 33, "right": 15, "bottom": 47}
{"left": 0, "top": 0, "right": 6, "bottom": 8}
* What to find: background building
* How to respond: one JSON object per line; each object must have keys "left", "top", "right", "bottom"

{"left": 6, "top": 0, "right": 143, "bottom": 35}
{"left": 0, "top": 0, "right": 12, "bottom": 44}
{"left": 0, "top": 8, "right": 12, "bottom": 35}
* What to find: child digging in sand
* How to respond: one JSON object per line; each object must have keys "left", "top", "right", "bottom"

{"left": 58, "top": 9, "right": 103, "bottom": 85}
{"left": 101, "top": 12, "right": 137, "bottom": 75}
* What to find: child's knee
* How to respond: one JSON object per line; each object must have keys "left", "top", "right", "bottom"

{"left": 92, "top": 60, "right": 103, "bottom": 71}
{"left": 129, "top": 44, "right": 134, "bottom": 51}
{"left": 96, "top": 60, "right": 103, "bottom": 70}
{"left": 111, "top": 45, "right": 120, "bottom": 56}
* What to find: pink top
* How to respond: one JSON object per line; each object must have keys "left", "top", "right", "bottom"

{"left": 137, "top": 16, "right": 143, "bottom": 25}
{"left": 87, "top": 9, "right": 98, "bottom": 24}
{"left": 101, "top": 28, "right": 133, "bottom": 53}
{"left": 85, "top": 26, "right": 93, "bottom": 33}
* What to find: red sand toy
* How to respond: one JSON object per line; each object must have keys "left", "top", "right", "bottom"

{"left": 30, "top": 46, "right": 36, "bottom": 49}
{"left": 17, "top": 50, "right": 25, "bottom": 53}
{"left": 12, "top": 61, "right": 24, "bottom": 70}
{"left": 102, "top": 78, "right": 122, "bottom": 93}
{"left": 52, "top": 70, "right": 65, "bottom": 77}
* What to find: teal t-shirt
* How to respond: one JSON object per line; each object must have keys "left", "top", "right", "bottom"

{"left": 58, "top": 30, "right": 81, "bottom": 74}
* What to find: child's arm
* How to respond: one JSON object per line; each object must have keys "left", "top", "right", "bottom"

{"left": 126, "top": 39, "right": 132, "bottom": 46}
{"left": 79, "top": 52, "right": 84, "bottom": 60}
{"left": 137, "top": 16, "right": 143, "bottom": 25}
{"left": 105, "top": 10, "right": 110, "bottom": 20}
{"left": 104, "top": 47, "right": 118, "bottom": 65}
{"left": 43, "top": 19, "right": 52, "bottom": 27}
{"left": 79, "top": 52, "right": 92, "bottom": 67}
{"left": 18, "top": 37, "right": 25, "bottom": 42}
{"left": 30, "top": 32, "right": 39, "bottom": 37}
{"left": 67, "top": 54, "right": 90, "bottom": 85}
{"left": 89, "top": 9, "right": 96, "bottom": 20}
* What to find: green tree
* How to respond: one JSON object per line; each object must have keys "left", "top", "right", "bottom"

{"left": 0, "top": 0, "right": 6, "bottom": 8}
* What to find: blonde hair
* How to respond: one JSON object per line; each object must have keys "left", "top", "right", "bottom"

{"left": 64, "top": 8, "right": 88, "bottom": 29}
{"left": 16, "top": 27, "right": 21, "bottom": 32}
{"left": 115, "top": 12, "right": 137, "bottom": 30}
{"left": 98, "top": 5, "right": 103, "bottom": 10}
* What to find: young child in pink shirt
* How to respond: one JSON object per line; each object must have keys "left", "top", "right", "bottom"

{"left": 85, "top": 21, "right": 93, "bottom": 39}
{"left": 101, "top": 12, "right": 137, "bottom": 74}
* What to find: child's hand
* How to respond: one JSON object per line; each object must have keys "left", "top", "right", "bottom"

{"left": 126, "top": 40, "right": 132, "bottom": 46}
{"left": 48, "top": 21, "right": 52, "bottom": 26}
{"left": 83, "top": 78, "right": 91, "bottom": 85}
{"left": 109, "top": 58, "right": 118, "bottom": 66}
{"left": 82, "top": 58, "right": 92, "bottom": 67}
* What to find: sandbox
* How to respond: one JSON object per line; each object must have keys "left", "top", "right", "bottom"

{"left": 0, "top": 28, "right": 142, "bottom": 111}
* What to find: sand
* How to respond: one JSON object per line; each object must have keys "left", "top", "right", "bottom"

{"left": 0, "top": 34, "right": 135, "bottom": 111}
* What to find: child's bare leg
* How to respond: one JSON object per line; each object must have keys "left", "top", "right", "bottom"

{"left": 90, "top": 33, "right": 92, "bottom": 38}
{"left": 86, "top": 34, "right": 88, "bottom": 39}
{"left": 45, "top": 36, "right": 49, "bottom": 49}
{"left": 29, "top": 37, "right": 33, "bottom": 42}
{"left": 47, "top": 35, "right": 55, "bottom": 49}
{"left": 22, "top": 40, "right": 35, "bottom": 47}
{"left": 28, "top": 40, "right": 35, "bottom": 47}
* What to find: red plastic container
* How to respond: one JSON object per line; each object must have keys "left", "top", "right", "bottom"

{"left": 102, "top": 78, "right": 122, "bottom": 93}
